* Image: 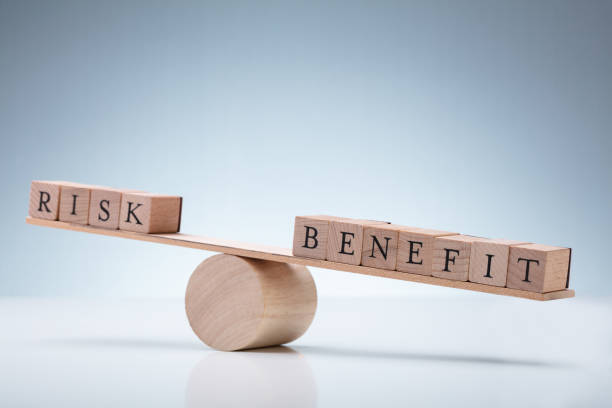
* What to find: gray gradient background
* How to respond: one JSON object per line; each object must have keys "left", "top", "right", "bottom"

{"left": 1, "top": 0, "right": 610, "bottom": 298}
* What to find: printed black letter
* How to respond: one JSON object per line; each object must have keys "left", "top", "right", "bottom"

{"left": 98, "top": 200, "right": 110, "bottom": 222}
{"left": 369, "top": 235, "right": 391, "bottom": 259}
{"left": 517, "top": 258, "right": 539, "bottom": 282}
{"left": 38, "top": 191, "right": 51, "bottom": 212}
{"left": 339, "top": 232, "right": 355, "bottom": 255}
{"left": 125, "top": 202, "right": 143, "bottom": 225}
{"left": 483, "top": 254, "right": 494, "bottom": 278}
{"left": 302, "top": 226, "right": 318, "bottom": 249}
{"left": 443, "top": 248, "right": 460, "bottom": 272}
{"left": 407, "top": 241, "right": 423, "bottom": 265}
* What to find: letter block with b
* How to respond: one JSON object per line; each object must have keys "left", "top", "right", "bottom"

{"left": 29, "top": 180, "right": 64, "bottom": 221}
{"left": 292, "top": 215, "right": 338, "bottom": 259}
{"left": 119, "top": 192, "right": 182, "bottom": 234}
{"left": 506, "top": 244, "right": 570, "bottom": 293}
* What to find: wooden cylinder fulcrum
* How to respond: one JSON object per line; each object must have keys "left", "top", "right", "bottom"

{"left": 185, "top": 254, "right": 317, "bottom": 351}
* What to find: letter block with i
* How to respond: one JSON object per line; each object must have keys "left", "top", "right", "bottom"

{"left": 432, "top": 235, "right": 484, "bottom": 281}
{"left": 119, "top": 192, "right": 182, "bottom": 234}
{"left": 292, "top": 215, "right": 339, "bottom": 259}
{"left": 468, "top": 238, "right": 529, "bottom": 287}
{"left": 28, "top": 180, "right": 64, "bottom": 220}
{"left": 59, "top": 182, "right": 92, "bottom": 224}
{"left": 506, "top": 244, "right": 571, "bottom": 293}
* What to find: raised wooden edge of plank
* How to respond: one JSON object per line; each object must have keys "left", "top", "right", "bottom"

{"left": 26, "top": 217, "right": 575, "bottom": 301}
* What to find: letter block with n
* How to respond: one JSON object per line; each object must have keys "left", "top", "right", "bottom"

{"left": 119, "top": 192, "right": 182, "bottom": 234}
{"left": 506, "top": 244, "right": 571, "bottom": 293}
{"left": 361, "top": 224, "right": 402, "bottom": 270}
{"left": 292, "top": 215, "right": 338, "bottom": 259}
{"left": 28, "top": 180, "right": 64, "bottom": 221}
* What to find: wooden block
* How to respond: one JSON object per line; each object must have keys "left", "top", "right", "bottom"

{"left": 28, "top": 180, "right": 64, "bottom": 220}
{"left": 292, "top": 215, "right": 339, "bottom": 259}
{"left": 432, "top": 235, "right": 484, "bottom": 281}
{"left": 88, "top": 187, "right": 140, "bottom": 230}
{"left": 326, "top": 219, "right": 388, "bottom": 265}
{"left": 396, "top": 227, "right": 457, "bottom": 275}
{"left": 58, "top": 182, "right": 92, "bottom": 225}
{"left": 506, "top": 244, "right": 571, "bottom": 293}
{"left": 468, "top": 238, "right": 529, "bottom": 287}
{"left": 118, "top": 192, "right": 182, "bottom": 233}
{"left": 361, "top": 224, "right": 401, "bottom": 270}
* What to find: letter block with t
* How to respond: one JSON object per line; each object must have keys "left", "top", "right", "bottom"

{"left": 396, "top": 227, "right": 457, "bottom": 275}
{"left": 326, "top": 219, "right": 388, "bottom": 265}
{"left": 432, "top": 235, "right": 484, "bottom": 281}
{"left": 506, "top": 244, "right": 570, "bottom": 293}
{"left": 119, "top": 192, "right": 182, "bottom": 233}
{"left": 29, "top": 180, "right": 64, "bottom": 220}
{"left": 89, "top": 187, "right": 140, "bottom": 230}
{"left": 468, "top": 238, "right": 529, "bottom": 287}
{"left": 292, "top": 215, "right": 339, "bottom": 259}
{"left": 361, "top": 224, "right": 401, "bottom": 270}
{"left": 59, "top": 182, "right": 92, "bottom": 225}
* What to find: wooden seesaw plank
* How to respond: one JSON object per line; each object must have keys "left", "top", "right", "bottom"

{"left": 25, "top": 217, "right": 574, "bottom": 301}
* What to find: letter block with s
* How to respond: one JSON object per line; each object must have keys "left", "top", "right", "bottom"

{"left": 88, "top": 187, "right": 142, "bottom": 230}
{"left": 119, "top": 192, "right": 182, "bottom": 234}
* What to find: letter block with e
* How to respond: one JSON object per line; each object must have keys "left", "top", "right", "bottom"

{"left": 29, "top": 180, "right": 64, "bottom": 220}
{"left": 119, "top": 192, "right": 182, "bottom": 234}
{"left": 396, "top": 227, "right": 457, "bottom": 275}
{"left": 292, "top": 216, "right": 337, "bottom": 259}
{"left": 506, "top": 244, "right": 570, "bottom": 293}
{"left": 326, "top": 219, "right": 388, "bottom": 265}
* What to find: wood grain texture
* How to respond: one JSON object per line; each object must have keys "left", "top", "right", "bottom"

{"left": 432, "top": 235, "right": 484, "bottom": 281}
{"left": 25, "top": 217, "right": 574, "bottom": 301}
{"left": 326, "top": 219, "right": 387, "bottom": 265}
{"left": 28, "top": 180, "right": 63, "bottom": 220}
{"left": 185, "top": 254, "right": 317, "bottom": 351}
{"left": 119, "top": 192, "right": 182, "bottom": 233}
{"left": 507, "top": 244, "right": 571, "bottom": 293}
{"left": 88, "top": 187, "right": 123, "bottom": 229}
{"left": 468, "top": 238, "right": 529, "bottom": 287}
{"left": 58, "top": 182, "right": 92, "bottom": 225}
{"left": 396, "top": 227, "right": 457, "bottom": 275}
{"left": 292, "top": 215, "right": 338, "bottom": 259}
{"left": 361, "top": 224, "right": 400, "bottom": 270}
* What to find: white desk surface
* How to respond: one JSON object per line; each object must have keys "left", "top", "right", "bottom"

{"left": 1, "top": 295, "right": 610, "bottom": 407}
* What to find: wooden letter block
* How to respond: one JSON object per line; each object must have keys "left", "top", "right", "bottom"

{"left": 361, "top": 224, "right": 400, "bottom": 270}
{"left": 432, "top": 235, "right": 483, "bottom": 281}
{"left": 468, "top": 238, "right": 529, "bottom": 287}
{"left": 88, "top": 187, "right": 134, "bottom": 230}
{"left": 59, "top": 182, "right": 91, "bottom": 225}
{"left": 506, "top": 244, "right": 570, "bottom": 293}
{"left": 119, "top": 193, "right": 182, "bottom": 233}
{"left": 396, "top": 227, "right": 457, "bottom": 275}
{"left": 292, "top": 215, "right": 336, "bottom": 259}
{"left": 326, "top": 219, "right": 387, "bottom": 265}
{"left": 29, "top": 180, "right": 63, "bottom": 220}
